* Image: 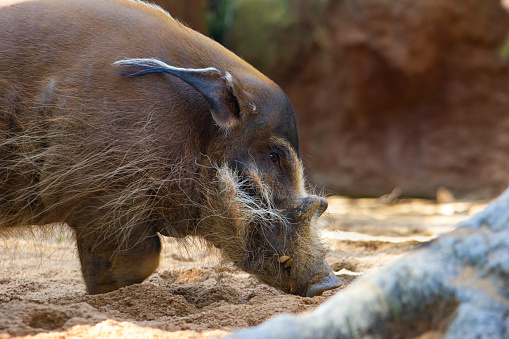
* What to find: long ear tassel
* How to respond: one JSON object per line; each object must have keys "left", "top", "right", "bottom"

{"left": 113, "top": 58, "right": 239, "bottom": 129}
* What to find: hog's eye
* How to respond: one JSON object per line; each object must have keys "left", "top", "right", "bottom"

{"left": 269, "top": 152, "right": 279, "bottom": 164}
{"left": 269, "top": 152, "right": 281, "bottom": 171}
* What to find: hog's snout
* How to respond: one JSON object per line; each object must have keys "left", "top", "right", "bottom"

{"left": 282, "top": 195, "right": 340, "bottom": 297}
{"left": 305, "top": 266, "right": 341, "bottom": 297}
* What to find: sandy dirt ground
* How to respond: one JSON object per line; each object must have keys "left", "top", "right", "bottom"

{"left": 0, "top": 197, "right": 488, "bottom": 338}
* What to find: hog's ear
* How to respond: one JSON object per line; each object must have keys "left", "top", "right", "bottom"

{"left": 113, "top": 58, "right": 240, "bottom": 129}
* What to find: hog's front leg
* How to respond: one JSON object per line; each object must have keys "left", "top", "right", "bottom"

{"left": 75, "top": 227, "right": 161, "bottom": 294}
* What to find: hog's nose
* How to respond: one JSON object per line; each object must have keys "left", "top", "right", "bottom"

{"left": 305, "top": 269, "right": 341, "bottom": 297}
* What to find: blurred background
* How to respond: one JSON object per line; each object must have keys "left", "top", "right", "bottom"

{"left": 153, "top": 0, "right": 509, "bottom": 200}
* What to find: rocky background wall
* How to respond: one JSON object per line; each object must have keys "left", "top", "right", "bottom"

{"left": 154, "top": 0, "right": 509, "bottom": 199}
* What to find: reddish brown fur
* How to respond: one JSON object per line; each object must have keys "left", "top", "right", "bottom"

{"left": 0, "top": 0, "right": 338, "bottom": 296}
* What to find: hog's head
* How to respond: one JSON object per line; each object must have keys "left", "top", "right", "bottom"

{"left": 114, "top": 58, "right": 341, "bottom": 297}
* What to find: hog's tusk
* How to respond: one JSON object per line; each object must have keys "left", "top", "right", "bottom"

{"left": 279, "top": 256, "right": 294, "bottom": 268}
{"left": 279, "top": 256, "right": 292, "bottom": 264}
